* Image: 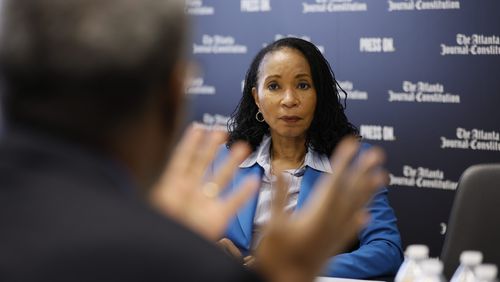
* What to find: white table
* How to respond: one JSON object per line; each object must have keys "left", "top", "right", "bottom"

{"left": 316, "top": 277, "right": 384, "bottom": 282}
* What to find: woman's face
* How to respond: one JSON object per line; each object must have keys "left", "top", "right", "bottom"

{"left": 253, "top": 47, "right": 317, "bottom": 140}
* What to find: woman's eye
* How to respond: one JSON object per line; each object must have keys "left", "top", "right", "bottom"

{"left": 298, "top": 82, "right": 310, "bottom": 90}
{"left": 267, "top": 83, "right": 279, "bottom": 91}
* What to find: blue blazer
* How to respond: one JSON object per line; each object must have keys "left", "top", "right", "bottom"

{"left": 216, "top": 144, "right": 403, "bottom": 279}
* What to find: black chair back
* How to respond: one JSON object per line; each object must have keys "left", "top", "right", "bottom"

{"left": 441, "top": 164, "right": 500, "bottom": 279}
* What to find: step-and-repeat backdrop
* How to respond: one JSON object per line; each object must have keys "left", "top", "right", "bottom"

{"left": 185, "top": 0, "right": 500, "bottom": 257}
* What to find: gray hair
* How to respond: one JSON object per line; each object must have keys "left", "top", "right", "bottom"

{"left": 0, "top": 0, "right": 188, "bottom": 139}
{"left": 0, "top": 0, "right": 187, "bottom": 79}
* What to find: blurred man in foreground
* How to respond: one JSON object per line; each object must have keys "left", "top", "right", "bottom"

{"left": 0, "top": 1, "right": 387, "bottom": 281}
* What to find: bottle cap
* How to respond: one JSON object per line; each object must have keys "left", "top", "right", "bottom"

{"left": 460, "top": 251, "right": 483, "bottom": 266}
{"left": 406, "top": 245, "right": 429, "bottom": 260}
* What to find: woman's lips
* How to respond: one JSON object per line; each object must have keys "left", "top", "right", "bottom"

{"left": 280, "top": 116, "right": 302, "bottom": 123}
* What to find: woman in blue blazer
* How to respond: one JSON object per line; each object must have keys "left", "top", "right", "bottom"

{"left": 218, "top": 37, "right": 403, "bottom": 279}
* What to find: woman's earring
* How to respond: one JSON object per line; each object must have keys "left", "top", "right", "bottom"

{"left": 255, "top": 110, "right": 265, "bottom": 122}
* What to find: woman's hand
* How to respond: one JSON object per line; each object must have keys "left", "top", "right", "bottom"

{"left": 217, "top": 238, "right": 256, "bottom": 268}
{"left": 217, "top": 238, "right": 243, "bottom": 262}
{"left": 243, "top": 255, "right": 256, "bottom": 267}
{"left": 150, "top": 125, "right": 259, "bottom": 240}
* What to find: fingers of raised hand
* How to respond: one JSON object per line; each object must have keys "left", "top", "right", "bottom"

{"left": 197, "top": 142, "right": 256, "bottom": 235}
{"left": 345, "top": 146, "right": 387, "bottom": 210}
{"left": 270, "top": 173, "right": 289, "bottom": 224}
{"left": 168, "top": 125, "right": 206, "bottom": 176}
{"left": 301, "top": 138, "right": 386, "bottom": 238}
{"left": 191, "top": 128, "right": 228, "bottom": 179}
{"left": 207, "top": 141, "right": 251, "bottom": 196}
{"left": 220, "top": 176, "right": 259, "bottom": 219}
{"left": 323, "top": 138, "right": 387, "bottom": 212}
{"left": 329, "top": 136, "right": 360, "bottom": 180}
{"left": 312, "top": 136, "right": 359, "bottom": 209}
{"left": 168, "top": 124, "right": 227, "bottom": 179}
{"left": 332, "top": 211, "right": 371, "bottom": 255}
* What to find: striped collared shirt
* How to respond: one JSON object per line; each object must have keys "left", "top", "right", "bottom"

{"left": 239, "top": 135, "right": 332, "bottom": 249}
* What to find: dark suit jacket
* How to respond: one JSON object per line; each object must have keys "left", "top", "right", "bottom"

{"left": 0, "top": 127, "right": 262, "bottom": 282}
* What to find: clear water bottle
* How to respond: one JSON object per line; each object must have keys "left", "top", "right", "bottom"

{"left": 416, "top": 259, "right": 446, "bottom": 282}
{"left": 474, "top": 264, "right": 498, "bottom": 282}
{"left": 395, "top": 245, "right": 430, "bottom": 282}
{"left": 451, "top": 251, "right": 483, "bottom": 282}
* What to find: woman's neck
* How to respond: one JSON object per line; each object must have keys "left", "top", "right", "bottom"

{"left": 269, "top": 133, "right": 307, "bottom": 171}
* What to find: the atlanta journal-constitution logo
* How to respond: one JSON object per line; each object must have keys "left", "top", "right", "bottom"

{"left": 302, "top": 0, "right": 368, "bottom": 13}
{"left": 338, "top": 81, "right": 368, "bottom": 100}
{"left": 441, "top": 34, "right": 500, "bottom": 56}
{"left": 388, "top": 0, "right": 460, "bottom": 12}
{"left": 185, "top": 0, "right": 214, "bottom": 15}
{"left": 388, "top": 81, "right": 460, "bottom": 104}
{"left": 441, "top": 128, "right": 500, "bottom": 152}
{"left": 199, "top": 113, "right": 230, "bottom": 131}
{"left": 186, "top": 77, "right": 216, "bottom": 96}
{"left": 193, "top": 35, "right": 248, "bottom": 54}
{"left": 389, "top": 165, "right": 458, "bottom": 190}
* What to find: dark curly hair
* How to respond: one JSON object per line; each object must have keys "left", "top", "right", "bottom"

{"left": 227, "top": 37, "right": 358, "bottom": 156}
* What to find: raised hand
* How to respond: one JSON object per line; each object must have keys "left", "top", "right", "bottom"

{"left": 254, "top": 136, "right": 387, "bottom": 282}
{"left": 150, "top": 125, "right": 259, "bottom": 240}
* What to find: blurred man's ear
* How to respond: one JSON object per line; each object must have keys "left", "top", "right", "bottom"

{"left": 163, "top": 61, "right": 188, "bottom": 134}
{"left": 134, "top": 61, "right": 188, "bottom": 192}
